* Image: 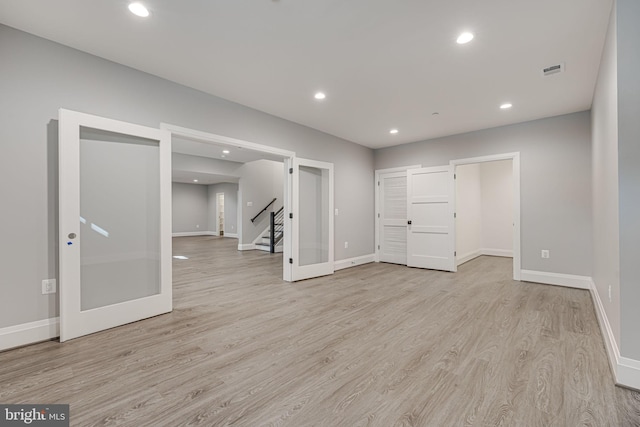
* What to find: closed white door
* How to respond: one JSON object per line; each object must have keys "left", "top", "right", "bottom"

{"left": 287, "top": 158, "right": 334, "bottom": 281}
{"left": 406, "top": 166, "right": 456, "bottom": 272}
{"left": 58, "top": 109, "right": 172, "bottom": 342}
{"left": 379, "top": 171, "right": 408, "bottom": 265}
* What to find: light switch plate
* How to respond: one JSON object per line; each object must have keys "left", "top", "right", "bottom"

{"left": 42, "top": 279, "right": 57, "bottom": 294}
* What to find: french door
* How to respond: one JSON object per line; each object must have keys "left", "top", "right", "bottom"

{"left": 58, "top": 109, "right": 172, "bottom": 342}
{"left": 286, "top": 158, "right": 334, "bottom": 281}
{"left": 406, "top": 166, "right": 456, "bottom": 272}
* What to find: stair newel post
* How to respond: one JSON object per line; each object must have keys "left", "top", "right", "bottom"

{"left": 270, "top": 211, "right": 276, "bottom": 253}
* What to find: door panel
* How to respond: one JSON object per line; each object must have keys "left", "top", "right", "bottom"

{"left": 289, "top": 158, "right": 334, "bottom": 281}
{"left": 59, "top": 109, "right": 172, "bottom": 342}
{"left": 379, "top": 172, "right": 408, "bottom": 264}
{"left": 407, "top": 166, "right": 456, "bottom": 272}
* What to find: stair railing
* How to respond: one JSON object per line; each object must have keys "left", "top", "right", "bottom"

{"left": 270, "top": 207, "right": 285, "bottom": 253}
{"left": 251, "top": 197, "right": 277, "bottom": 223}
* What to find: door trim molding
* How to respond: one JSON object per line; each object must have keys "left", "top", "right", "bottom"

{"left": 374, "top": 165, "right": 421, "bottom": 263}
{"left": 450, "top": 152, "right": 521, "bottom": 281}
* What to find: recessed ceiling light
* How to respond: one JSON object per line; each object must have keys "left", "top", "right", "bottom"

{"left": 128, "top": 2, "right": 149, "bottom": 17}
{"left": 193, "top": 179, "right": 199, "bottom": 183}
{"left": 222, "top": 150, "right": 230, "bottom": 154}
{"left": 173, "top": 255, "right": 188, "bottom": 260}
{"left": 456, "top": 32, "right": 474, "bottom": 44}
{"left": 389, "top": 129, "right": 399, "bottom": 134}
{"left": 221, "top": 155, "right": 226, "bottom": 158}
{"left": 500, "top": 103, "right": 513, "bottom": 109}
{"left": 314, "top": 92, "right": 326, "bottom": 100}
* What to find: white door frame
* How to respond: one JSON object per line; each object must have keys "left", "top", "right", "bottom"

{"left": 374, "top": 165, "right": 421, "bottom": 262}
{"left": 450, "top": 152, "right": 521, "bottom": 281}
{"left": 160, "top": 123, "right": 296, "bottom": 281}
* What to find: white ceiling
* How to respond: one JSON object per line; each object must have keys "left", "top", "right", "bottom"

{"left": 0, "top": 0, "right": 612, "bottom": 148}
{"left": 171, "top": 170, "right": 238, "bottom": 186}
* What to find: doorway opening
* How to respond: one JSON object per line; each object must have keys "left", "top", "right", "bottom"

{"left": 451, "top": 153, "right": 521, "bottom": 281}
{"left": 374, "top": 152, "right": 521, "bottom": 281}
{"left": 216, "top": 193, "right": 225, "bottom": 236}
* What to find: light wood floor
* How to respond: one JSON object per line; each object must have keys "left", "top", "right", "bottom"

{"left": 1, "top": 237, "right": 639, "bottom": 426}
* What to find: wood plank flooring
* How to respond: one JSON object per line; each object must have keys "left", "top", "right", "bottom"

{"left": 1, "top": 236, "right": 639, "bottom": 426}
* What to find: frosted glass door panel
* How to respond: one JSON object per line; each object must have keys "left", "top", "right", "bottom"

{"left": 299, "top": 165, "right": 330, "bottom": 266}
{"left": 79, "top": 126, "right": 160, "bottom": 311}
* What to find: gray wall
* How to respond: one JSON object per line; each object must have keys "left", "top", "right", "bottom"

{"left": 173, "top": 153, "right": 243, "bottom": 177}
{"left": 172, "top": 183, "right": 209, "bottom": 233}
{"left": 238, "top": 160, "right": 285, "bottom": 245}
{"left": 617, "top": 0, "right": 640, "bottom": 360}
{"left": 591, "top": 2, "right": 621, "bottom": 351}
{"left": 208, "top": 183, "right": 239, "bottom": 235}
{"left": 375, "top": 112, "right": 593, "bottom": 276}
{"left": 0, "top": 25, "right": 374, "bottom": 328}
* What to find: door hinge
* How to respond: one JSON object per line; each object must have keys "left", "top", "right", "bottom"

{"left": 289, "top": 258, "right": 293, "bottom": 264}
{"left": 377, "top": 213, "right": 380, "bottom": 218}
{"left": 289, "top": 213, "right": 293, "bottom": 219}
{"left": 454, "top": 212, "right": 456, "bottom": 218}
{"left": 378, "top": 181, "right": 380, "bottom": 186}
{"left": 378, "top": 245, "right": 380, "bottom": 250}
{"left": 454, "top": 173, "right": 457, "bottom": 179}
{"left": 454, "top": 251, "right": 457, "bottom": 256}
{"left": 289, "top": 168, "right": 293, "bottom": 174}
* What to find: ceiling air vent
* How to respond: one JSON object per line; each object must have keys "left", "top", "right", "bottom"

{"left": 542, "top": 63, "right": 565, "bottom": 76}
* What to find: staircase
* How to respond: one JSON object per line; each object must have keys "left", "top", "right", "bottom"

{"left": 255, "top": 206, "right": 284, "bottom": 253}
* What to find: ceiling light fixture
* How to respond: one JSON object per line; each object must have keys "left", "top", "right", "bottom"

{"left": 128, "top": 2, "right": 149, "bottom": 17}
{"left": 389, "top": 129, "right": 399, "bottom": 134}
{"left": 314, "top": 92, "right": 326, "bottom": 100}
{"left": 222, "top": 150, "right": 230, "bottom": 154}
{"left": 456, "top": 32, "right": 474, "bottom": 44}
{"left": 193, "top": 179, "right": 198, "bottom": 183}
{"left": 500, "top": 103, "right": 513, "bottom": 109}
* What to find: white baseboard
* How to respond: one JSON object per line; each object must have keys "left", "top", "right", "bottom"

{"left": 481, "top": 248, "right": 513, "bottom": 258}
{"left": 335, "top": 254, "right": 376, "bottom": 271}
{"left": 238, "top": 244, "right": 255, "bottom": 251}
{"left": 456, "top": 248, "right": 513, "bottom": 266}
{"left": 457, "top": 250, "right": 482, "bottom": 266}
{"left": 520, "top": 270, "right": 591, "bottom": 289}
{"left": 224, "top": 233, "right": 238, "bottom": 239}
{"left": 172, "top": 231, "right": 217, "bottom": 237}
{"left": 589, "top": 279, "right": 640, "bottom": 391}
{"left": 0, "top": 318, "right": 59, "bottom": 352}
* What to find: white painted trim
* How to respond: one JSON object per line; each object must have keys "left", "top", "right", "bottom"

{"left": 520, "top": 270, "right": 591, "bottom": 289}
{"left": 0, "top": 318, "right": 59, "bottom": 352}
{"left": 224, "top": 233, "right": 238, "bottom": 239}
{"left": 590, "top": 279, "right": 620, "bottom": 382}
{"left": 481, "top": 248, "right": 513, "bottom": 258}
{"left": 172, "top": 231, "right": 218, "bottom": 237}
{"left": 374, "top": 165, "right": 421, "bottom": 263}
{"left": 335, "top": 254, "right": 376, "bottom": 271}
{"left": 252, "top": 227, "right": 270, "bottom": 245}
{"left": 238, "top": 243, "right": 256, "bottom": 251}
{"left": 160, "top": 123, "right": 296, "bottom": 159}
{"left": 451, "top": 152, "right": 521, "bottom": 281}
{"left": 589, "top": 280, "right": 640, "bottom": 391}
{"left": 456, "top": 250, "right": 482, "bottom": 266}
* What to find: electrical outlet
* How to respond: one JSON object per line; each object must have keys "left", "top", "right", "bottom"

{"left": 344, "top": 241, "right": 348, "bottom": 249}
{"left": 335, "top": 209, "right": 339, "bottom": 216}
{"left": 608, "top": 285, "right": 612, "bottom": 302}
{"left": 196, "top": 224, "right": 199, "bottom": 229}
{"left": 247, "top": 201, "right": 253, "bottom": 207}
{"left": 42, "top": 279, "right": 57, "bottom": 295}
{"left": 541, "top": 250, "right": 549, "bottom": 259}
